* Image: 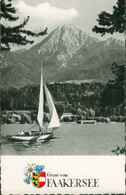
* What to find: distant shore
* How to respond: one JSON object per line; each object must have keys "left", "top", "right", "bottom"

{"left": 1, "top": 110, "right": 125, "bottom": 124}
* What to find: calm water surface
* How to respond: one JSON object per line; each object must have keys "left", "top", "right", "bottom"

{"left": 1, "top": 123, "right": 125, "bottom": 155}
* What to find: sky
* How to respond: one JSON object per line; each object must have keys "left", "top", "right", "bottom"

{"left": 12, "top": 0, "right": 125, "bottom": 49}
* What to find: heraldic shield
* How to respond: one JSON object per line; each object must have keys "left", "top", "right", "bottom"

{"left": 32, "top": 171, "right": 46, "bottom": 188}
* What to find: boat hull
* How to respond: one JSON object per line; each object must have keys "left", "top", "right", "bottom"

{"left": 6, "top": 133, "right": 53, "bottom": 142}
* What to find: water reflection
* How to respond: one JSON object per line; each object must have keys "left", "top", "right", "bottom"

{"left": 1, "top": 136, "right": 60, "bottom": 155}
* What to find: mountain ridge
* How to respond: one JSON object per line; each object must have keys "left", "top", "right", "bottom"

{"left": 1, "top": 24, "right": 124, "bottom": 88}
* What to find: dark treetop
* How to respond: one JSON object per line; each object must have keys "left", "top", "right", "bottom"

{"left": 1, "top": 0, "right": 47, "bottom": 50}
{"left": 92, "top": 0, "right": 125, "bottom": 36}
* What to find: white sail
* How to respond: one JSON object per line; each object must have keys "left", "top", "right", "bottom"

{"left": 37, "top": 67, "right": 44, "bottom": 130}
{"left": 44, "top": 84, "right": 60, "bottom": 129}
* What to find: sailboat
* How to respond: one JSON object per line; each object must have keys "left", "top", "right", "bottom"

{"left": 7, "top": 66, "right": 60, "bottom": 142}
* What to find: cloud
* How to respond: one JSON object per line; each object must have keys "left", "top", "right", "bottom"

{"left": 16, "top": 1, "right": 78, "bottom": 21}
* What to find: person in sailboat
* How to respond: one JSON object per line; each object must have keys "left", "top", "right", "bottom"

{"left": 18, "top": 130, "right": 32, "bottom": 136}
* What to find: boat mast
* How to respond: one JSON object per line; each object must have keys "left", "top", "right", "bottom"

{"left": 37, "top": 62, "right": 44, "bottom": 132}
{"left": 41, "top": 62, "right": 44, "bottom": 133}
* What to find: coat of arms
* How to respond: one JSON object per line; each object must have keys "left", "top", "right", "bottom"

{"left": 24, "top": 163, "right": 46, "bottom": 188}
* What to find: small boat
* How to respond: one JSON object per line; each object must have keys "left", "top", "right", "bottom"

{"left": 77, "top": 120, "right": 96, "bottom": 124}
{"left": 7, "top": 65, "right": 60, "bottom": 142}
{"left": 7, "top": 133, "right": 53, "bottom": 142}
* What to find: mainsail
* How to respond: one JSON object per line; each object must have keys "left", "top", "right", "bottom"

{"left": 44, "top": 84, "right": 60, "bottom": 129}
{"left": 37, "top": 66, "right": 60, "bottom": 131}
{"left": 37, "top": 67, "right": 44, "bottom": 130}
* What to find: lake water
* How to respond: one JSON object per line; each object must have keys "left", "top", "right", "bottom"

{"left": 1, "top": 123, "right": 125, "bottom": 155}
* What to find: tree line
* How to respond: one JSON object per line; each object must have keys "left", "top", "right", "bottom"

{"left": 1, "top": 70, "right": 125, "bottom": 117}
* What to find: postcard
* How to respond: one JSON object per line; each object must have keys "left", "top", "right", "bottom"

{"left": 1, "top": 0, "right": 125, "bottom": 194}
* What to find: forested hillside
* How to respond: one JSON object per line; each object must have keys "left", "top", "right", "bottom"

{"left": 1, "top": 81, "right": 124, "bottom": 117}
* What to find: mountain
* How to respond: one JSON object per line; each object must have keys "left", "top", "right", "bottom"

{"left": 54, "top": 37, "right": 124, "bottom": 81}
{"left": 1, "top": 24, "right": 125, "bottom": 88}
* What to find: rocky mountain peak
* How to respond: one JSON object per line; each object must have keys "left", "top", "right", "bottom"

{"left": 104, "top": 37, "right": 124, "bottom": 48}
{"left": 37, "top": 24, "right": 99, "bottom": 65}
